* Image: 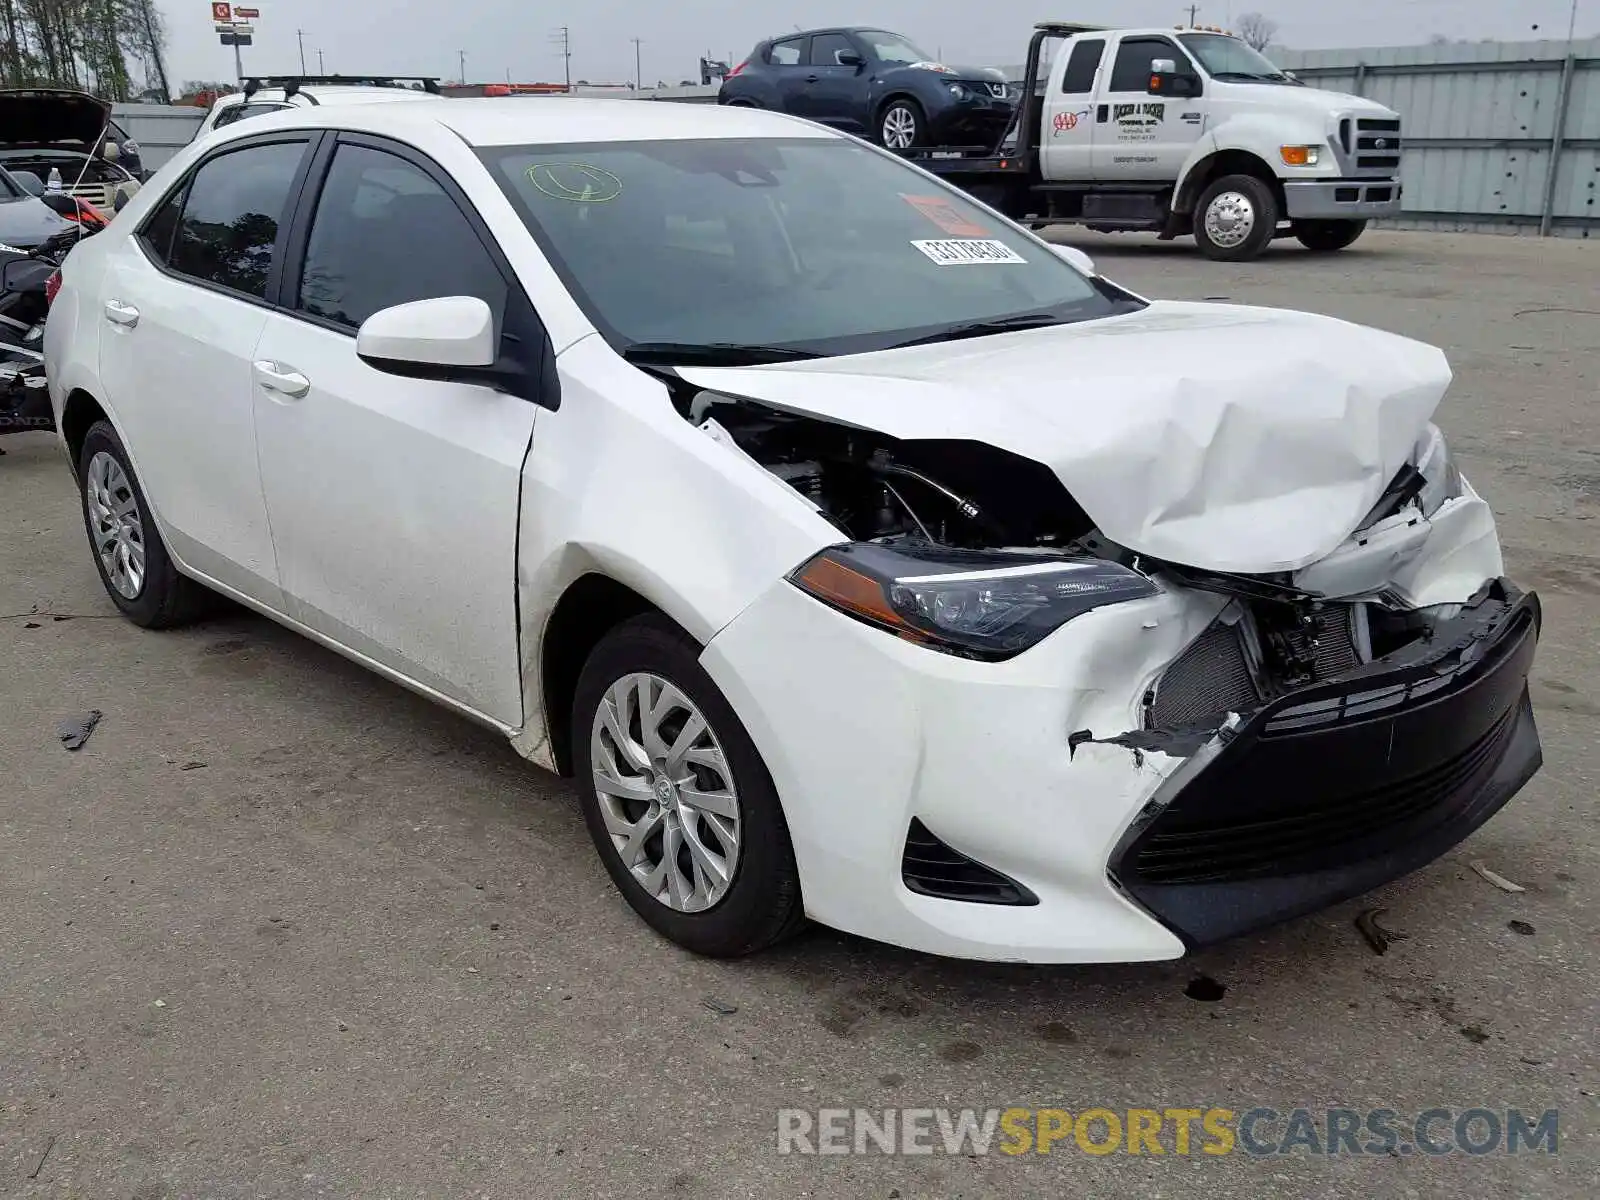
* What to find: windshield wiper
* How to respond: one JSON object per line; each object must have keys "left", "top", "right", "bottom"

{"left": 621, "top": 341, "right": 824, "bottom": 366}
{"left": 1209, "top": 70, "right": 1278, "bottom": 82}
{"left": 887, "top": 312, "right": 1067, "bottom": 349}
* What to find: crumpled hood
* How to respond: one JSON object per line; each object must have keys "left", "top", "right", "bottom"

{"left": 678, "top": 301, "right": 1450, "bottom": 574}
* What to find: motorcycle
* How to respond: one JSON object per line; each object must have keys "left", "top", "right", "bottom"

{"left": 0, "top": 222, "right": 94, "bottom": 444}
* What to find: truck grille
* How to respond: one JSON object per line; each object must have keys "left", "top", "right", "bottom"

{"left": 1354, "top": 118, "right": 1401, "bottom": 173}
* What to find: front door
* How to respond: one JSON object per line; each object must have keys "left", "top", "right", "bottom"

{"left": 1091, "top": 35, "right": 1207, "bottom": 181}
{"left": 96, "top": 136, "right": 314, "bottom": 604}
{"left": 797, "top": 31, "right": 868, "bottom": 132}
{"left": 1038, "top": 36, "right": 1105, "bottom": 181}
{"left": 251, "top": 137, "right": 540, "bottom": 725}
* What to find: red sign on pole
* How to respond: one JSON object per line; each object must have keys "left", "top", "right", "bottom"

{"left": 211, "top": 2, "right": 231, "bottom": 21}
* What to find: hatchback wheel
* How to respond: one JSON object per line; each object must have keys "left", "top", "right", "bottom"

{"left": 878, "top": 99, "right": 924, "bottom": 150}
{"left": 573, "top": 615, "right": 805, "bottom": 957}
{"left": 78, "top": 420, "right": 208, "bottom": 628}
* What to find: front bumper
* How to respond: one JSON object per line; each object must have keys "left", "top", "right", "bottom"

{"left": 701, "top": 572, "right": 1541, "bottom": 963}
{"left": 1113, "top": 583, "right": 1541, "bottom": 947}
{"left": 1283, "top": 178, "right": 1403, "bottom": 221}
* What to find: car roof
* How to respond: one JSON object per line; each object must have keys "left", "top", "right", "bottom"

{"left": 222, "top": 85, "right": 436, "bottom": 106}
{"left": 236, "top": 95, "right": 836, "bottom": 147}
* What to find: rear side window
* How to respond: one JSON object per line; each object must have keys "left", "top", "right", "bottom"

{"left": 1061, "top": 39, "right": 1105, "bottom": 93}
{"left": 808, "top": 34, "right": 856, "bottom": 66}
{"left": 295, "top": 143, "right": 506, "bottom": 330}
{"left": 767, "top": 38, "right": 805, "bottom": 66}
{"left": 167, "top": 140, "right": 308, "bottom": 299}
{"left": 214, "top": 102, "right": 292, "bottom": 129}
{"left": 1108, "top": 37, "right": 1180, "bottom": 92}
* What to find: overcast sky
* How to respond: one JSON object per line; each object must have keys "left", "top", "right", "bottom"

{"left": 163, "top": 0, "right": 1592, "bottom": 89}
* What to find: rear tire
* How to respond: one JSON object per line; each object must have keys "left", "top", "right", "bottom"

{"left": 77, "top": 420, "right": 210, "bottom": 629}
{"left": 1193, "top": 173, "right": 1279, "bottom": 262}
{"left": 1293, "top": 219, "right": 1367, "bottom": 252}
{"left": 573, "top": 615, "right": 806, "bottom": 958}
{"left": 877, "top": 98, "right": 925, "bottom": 150}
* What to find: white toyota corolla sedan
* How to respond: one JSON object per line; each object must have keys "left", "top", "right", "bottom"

{"left": 46, "top": 98, "right": 1541, "bottom": 963}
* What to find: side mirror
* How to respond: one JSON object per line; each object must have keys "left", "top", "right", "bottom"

{"left": 837, "top": 50, "right": 864, "bottom": 68}
{"left": 356, "top": 296, "right": 499, "bottom": 382}
{"left": 1147, "top": 58, "right": 1178, "bottom": 95}
{"left": 102, "top": 140, "right": 121, "bottom": 161}
{"left": 1049, "top": 242, "right": 1096, "bottom": 276}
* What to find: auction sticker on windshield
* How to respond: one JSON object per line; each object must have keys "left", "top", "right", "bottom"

{"left": 912, "top": 239, "right": 1026, "bottom": 266}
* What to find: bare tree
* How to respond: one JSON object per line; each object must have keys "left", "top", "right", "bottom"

{"left": 0, "top": 0, "right": 168, "bottom": 100}
{"left": 1235, "top": 12, "right": 1278, "bottom": 52}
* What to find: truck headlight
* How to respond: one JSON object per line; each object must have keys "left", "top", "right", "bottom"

{"left": 790, "top": 542, "right": 1158, "bottom": 660}
{"left": 1280, "top": 145, "right": 1321, "bottom": 166}
{"left": 1413, "top": 423, "right": 1462, "bottom": 516}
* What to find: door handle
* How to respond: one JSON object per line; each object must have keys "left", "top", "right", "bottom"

{"left": 1096, "top": 104, "right": 1109, "bottom": 123}
{"left": 103, "top": 299, "right": 139, "bottom": 328}
{"left": 805, "top": 73, "right": 820, "bottom": 82}
{"left": 252, "top": 360, "right": 311, "bottom": 399}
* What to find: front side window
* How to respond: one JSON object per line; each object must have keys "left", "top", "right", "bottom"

{"left": 296, "top": 143, "right": 505, "bottom": 330}
{"left": 168, "top": 140, "right": 307, "bottom": 298}
{"left": 482, "top": 138, "right": 1136, "bottom": 358}
{"left": 857, "top": 30, "right": 932, "bottom": 65}
{"left": 1107, "top": 38, "right": 1182, "bottom": 92}
{"left": 808, "top": 34, "right": 857, "bottom": 67}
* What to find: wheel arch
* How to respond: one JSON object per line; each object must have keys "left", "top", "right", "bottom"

{"left": 1173, "top": 148, "right": 1284, "bottom": 217}
{"left": 60, "top": 388, "right": 110, "bottom": 473}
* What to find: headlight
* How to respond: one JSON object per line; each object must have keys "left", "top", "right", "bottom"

{"left": 947, "top": 83, "right": 968, "bottom": 99}
{"left": 790, "top": 542, "right": 1159, "bottom": 660}
{"left": 1413, "top": 423, "right": 1462, "bottom": 515}
{"left": 1279, "top": 145, "right": 1321, "bottom": 166}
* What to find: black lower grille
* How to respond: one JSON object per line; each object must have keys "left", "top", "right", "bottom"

{"left": 902, "top": 819, "right": 1037, "bottom": 905}
{"left": 1132, "top": 703, "right": 1519, "bottom": 884}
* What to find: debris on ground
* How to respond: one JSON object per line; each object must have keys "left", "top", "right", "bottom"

{"left": 1470, "top": 861, "right": 1527, "bottom": 893}
{"left": 1508, "top": 920, "right": 1536, "bottom": 936}
{"left": 27, "top": 1134, "right": 55, "bottom": 1180}
{"left": 702, "top": 996, "right": 739, "bottom": 1016}
{"left": 181, "top": 760, "right": 208, "bottom": 771}
{"left": 1356, "top": 907, "right": 1409, "bottom": 955}
{"left": 57, "top": 710, "right": 103, "bottom": 751}
{"left": 153, "top": 999, "right": 167, "bottom": 1008}
{"left": 1183, "top": 975, "right": 1226, "bottom": 1002}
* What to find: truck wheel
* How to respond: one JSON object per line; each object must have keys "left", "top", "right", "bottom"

{"left": 1194, "top": 174, "right": 1279, "bottom": 261}
{"left": 878, "top": 99, "right": 924, "bottom": 150}
{"left": 1293, "top": 219, "right": 1368, "bottom": 252}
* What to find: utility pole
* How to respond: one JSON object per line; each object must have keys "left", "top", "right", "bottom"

{"left": 551, "top": 26, "right": 572, "bottom": 91}
{"left": 317, "top": 48, "right": 325, "bottom": 73}
{"left": 457, "top": 49, "right": 467, "bottom": 85}
{"left": 297, "top": 29, "right": 308, "bottom": 74}
{"left": 1185, "top": 4, "right": 1200, "bottom": 27}
{"left": 631, "top": 37, "right": 643, "bottom": 88}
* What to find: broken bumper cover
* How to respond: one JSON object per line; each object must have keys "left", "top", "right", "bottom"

{"left": 1112, "top": 581, "right": 1542, "bottom": 948}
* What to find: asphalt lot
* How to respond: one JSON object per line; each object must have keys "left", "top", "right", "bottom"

{"left": 2, "top": 229, "right": 1597, "bottom": 1198}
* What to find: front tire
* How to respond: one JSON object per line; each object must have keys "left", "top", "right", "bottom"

{"left": 1194, "top": 174, "right": 1279, "bottom": 261}
{"left": 878, "top": 98, "right": 924, "bottom": 150}
{"left": 78, "top": 420, "right": 208, "bottom": 628}
{"left": 573, "top": 615, "right": 805, "bottom": 957}
{"left": 1293, "top": 219, "right": 1367, "bottom": 252}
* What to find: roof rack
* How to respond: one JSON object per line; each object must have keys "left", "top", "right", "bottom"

{"left": 241, "top": 75, "right": 442, "bottom": 101}
{"left": 1031, "top": 22, "right": 1109, "bottom": 34}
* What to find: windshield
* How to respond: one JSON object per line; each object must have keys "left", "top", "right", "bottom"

{"left": 858, "top": 30, "right": 934, "bottom": 65}
{"left": 481, "top": 138, "right": 1134, "bottom": 359}
{"left": 1178, "top": 33, "right": 1293, "bottom": 82}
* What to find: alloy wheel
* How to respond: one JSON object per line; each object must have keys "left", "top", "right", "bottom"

{"left": 590, "top": 671, "right": 742, "bottom": 913}
{"left": 1202, "top": 190, "right": 1256, "bottom": 249}
{"left": 882, "top": 105, "right": 918, "bottom": 149}
{"left": 85, "top": 450, "right": 146, "bottom": 599}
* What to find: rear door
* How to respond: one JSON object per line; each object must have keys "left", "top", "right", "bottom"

{"left": 96, "top": 134, "right": 315, "bottom": 604}
{"left": 1092, "top": 34, "right": 1206, "bottom": 180}
{"left": 765, "top": 36, "right": 812, "bottom": 112}
{"left": 1038, "top": 36, "right": 1105, "bottom": 181}
{"left": 796, "top": 31, "right": 868, "bottom": 132}
{"left": 250, "top": 135, "right": 541, "bottom": 724}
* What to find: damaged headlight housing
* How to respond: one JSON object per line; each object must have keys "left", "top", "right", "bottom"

{"left": 1413, "top": 423, "right": 1463, "bottom": 516}
{"left": 790, "top": 543, "right": 1159, "bottom": 660}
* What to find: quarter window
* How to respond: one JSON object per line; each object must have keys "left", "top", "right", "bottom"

{"left": 167, "top": 140, "right": 307, "bottom": 298}
{"left": 1061, "top": 39, "right": 1105, "bottom": 93}
{"left": 214, "top": 102, "right": 293, "bottom": 128}
{"left": 295, "top": 143, "right": 506, "bottom": 330}
{"left": 767, "top": 37, "right": 805, "bottom": 66}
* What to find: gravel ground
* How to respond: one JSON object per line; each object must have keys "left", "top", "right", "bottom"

{"left": 1, "top": 229, "right": 1596, "bottom": 1198}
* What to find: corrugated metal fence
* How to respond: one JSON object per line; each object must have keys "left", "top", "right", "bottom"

{"left": 1272, "top": 38, "right": 1598, "bottom": 238}
{"left": 109, "top": 104, "right": 204, "bottom": 172}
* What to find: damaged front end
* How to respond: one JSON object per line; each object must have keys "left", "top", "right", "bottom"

{"left": 679, "top": 379, "right": 1542, "bottom": 949}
